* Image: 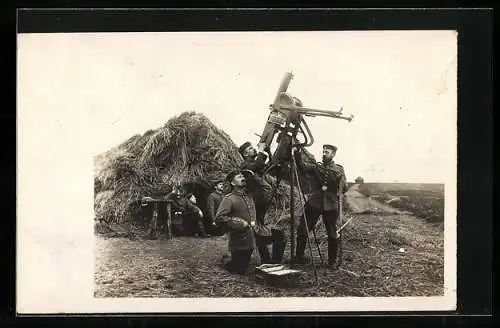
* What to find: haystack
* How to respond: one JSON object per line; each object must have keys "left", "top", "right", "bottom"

{"left": 138, "top": 111, "right": 242, "bottom": 186}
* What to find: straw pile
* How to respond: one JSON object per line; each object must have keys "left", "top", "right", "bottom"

{"left": 138, "top": 112, "right": 242, "bottom": 186}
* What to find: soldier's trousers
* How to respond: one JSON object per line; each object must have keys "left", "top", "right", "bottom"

{"left": 224, "top": 249, "right": 254, "bottom": 275}
{"left": 296, "top": 204, "right": 339, "bottom": 265}
{"left": 256, "top": 229, "right": 286, "bottom": 264}
{"left": 177, "top": 213, "right": 207, "bottom": 236}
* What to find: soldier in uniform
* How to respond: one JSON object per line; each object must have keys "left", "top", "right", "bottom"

{"left": 207, "top": 181, "right": 225, "bottom": 224}
{"left": 294, "top": 144, "right": 348, "bottom": 268}
{"left": 185, "top": 192, "right": 208, "bottom": 237}
{"left": 238, "top": 141, "right": 269, "bottom": 176}
{"left": 206, "top": 180, "right": 226, "bottom": 235}
{"left": 238, "top": 140, "right": 272, "bottom": 229}
{"left": 238, "top": 141, "right": 286, "bottom": 264}
{"left": 215, "top": 170, "right": 258, "bottom": 274}
{"left": 165, "top": 186, "right": 208, "bottom": 237}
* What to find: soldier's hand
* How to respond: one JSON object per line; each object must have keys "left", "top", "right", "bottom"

{"left": 198, "top": 210, "right": 204, "bottom": 218}
{"left": 257, "top": 142, "right": 267, "bottom": 153}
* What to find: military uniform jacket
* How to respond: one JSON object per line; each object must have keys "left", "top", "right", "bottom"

{"left": 206, "top": 191, "right": 224, "bottom": 221}
{"left": 215, "top": 190, "right": 257, "bottom": 252}
{"left": 296, "top": 153, "right": 348, "bottom": 212}
{"left": 164, "top": 192, "right": 201, "bottom": 215}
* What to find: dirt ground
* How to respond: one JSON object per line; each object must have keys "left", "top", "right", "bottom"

{"left": 95, "top": 186, "right": 444, "bottom": 298}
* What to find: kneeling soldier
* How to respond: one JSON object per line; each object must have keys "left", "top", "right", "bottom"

{"left": 215, "top": 170, "right": 257, "bottom": 274}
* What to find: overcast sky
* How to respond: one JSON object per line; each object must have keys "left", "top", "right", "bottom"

{"left": 18, "top": 31, "right": 457, "bottom": 183}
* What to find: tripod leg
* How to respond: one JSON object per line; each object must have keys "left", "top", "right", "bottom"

{"left": 291, "top": 152, "right": 318, "bottom": 283}
{"left": 296, "top": 161, "right": 324, "bottom": 265}
{"left": 311, "top": 222, "right": 324, "bottom": 265}
{"left": 337, "top": 232, "right": 343, "bottom": 269}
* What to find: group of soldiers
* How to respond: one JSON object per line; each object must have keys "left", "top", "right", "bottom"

{"left": 215, "top": 140, "right": 347, "bottom": 275}
{"left": 142, "top": 139, "right": 347, "bottom": 276}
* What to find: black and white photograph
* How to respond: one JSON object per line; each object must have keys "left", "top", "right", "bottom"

{"left": 17, "top": 30, "right": 457, "bottom": 313}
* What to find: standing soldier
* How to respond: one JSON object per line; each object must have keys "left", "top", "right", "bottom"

{"left": 238, "top": 141, "right": 269, "bottom": 176}
{"left": 206, "top": 180, "right": 225, "bottom": 234}
{"left": 294, "top": 144, "right": 348, "bottom": 268}
{"left": 238, "top": 141, "right": 272, "bottom": 230}
{"left": 238, "top": 141, "right": 286, "bottom": 264}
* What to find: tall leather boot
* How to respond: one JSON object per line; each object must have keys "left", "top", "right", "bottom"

{"left": 271, "top": 230, "right": 286, "bottom": 264}
{"left": 256, "top": 236, "right": 271, "bottom": 264}
{"left": 197, "top": 219, "right": 208, "bottom": 237}
{"left": 294, "top": 233, "right": 308, "bottom": 264}
{"left": 328, "top": 238, "right": 339, "bottom": 268}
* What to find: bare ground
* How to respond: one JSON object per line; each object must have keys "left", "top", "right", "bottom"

{"left": 95, "top": 190, "right": 444, "bottom": 297}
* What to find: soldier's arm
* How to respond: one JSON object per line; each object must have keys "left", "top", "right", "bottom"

{"left": 294, "top": 149, "right": 317, "bottom": 172}
{"left": 164, "top": 192, "right": 175, "bottom": 201}
{"left": 206, "top": 194, "right": 216, "bottom": 220}
{"left": 260, "top": 177, "right": 274, "bottom": 205}
{"left": 342, "top": 171, "right": 348, "bottom": 193}
{"left": 186, "top": 199, "right": 203, "bottom": 217}
{"left": 253, "top": 152, "right": 268, "bottom": 171}
{"left": 241, "top": 153, "right": 268, "bottom": 174}
{"left": 334, "top": 165, "right": 348, "bottom": 193}
{"left": 215, "top": 197, "right": 248, "bottom": 230}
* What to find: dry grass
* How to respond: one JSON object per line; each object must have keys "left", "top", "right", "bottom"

{"left": 95, "top": 208, "right": 444, "bottom": 298}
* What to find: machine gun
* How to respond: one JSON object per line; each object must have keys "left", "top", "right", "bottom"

{"left": 258, "top": 72, "right": 353, "bottom": 165}
{"left": 256, "top": 72, "right": 353, "bottom": 282}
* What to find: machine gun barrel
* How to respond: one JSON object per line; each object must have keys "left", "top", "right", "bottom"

{"left": 279, "top": 105, "right": 354, "bottom": 122}
{"left": 273, "top": 72, "right": 294, "bottom": 106}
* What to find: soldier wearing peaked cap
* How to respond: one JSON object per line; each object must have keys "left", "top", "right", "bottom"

{"left": 206, "top": 180, "right": 225, "bottom": 222}
{"left": 238, "top": 141, "right": 286, "bottom": 265}
{"left": 215, "top": 169, "right": 285, "bottom": 275}
{"left": 206, "top": 180, "right": 226, "bottom": 235}
{"left": 215, "top": 170, "right": 257, "bottom": 274}
{"left": 238, "top": 141, "right": 269, "bottom": 176}
{"left": 294, "top": 143, "right": 348, "bottom": 268}
{"left": 323, "top": 144, "right": 337, "bottom": 152}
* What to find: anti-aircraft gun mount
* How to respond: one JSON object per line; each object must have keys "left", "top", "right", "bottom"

{"left": 255, "top": 72, "right": 354, "bottom": 283}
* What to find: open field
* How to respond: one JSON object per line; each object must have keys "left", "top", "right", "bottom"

{"left": 95, "top": 183, "right": 445, "bottom": 298}
{"left": 357, "top": 183, "right": 445, "bottom": 222}
{"left": 358, "top": 182, "right": 444, "bottom": 197}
